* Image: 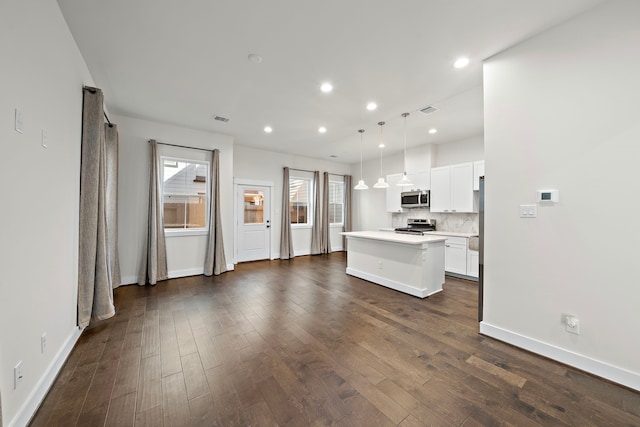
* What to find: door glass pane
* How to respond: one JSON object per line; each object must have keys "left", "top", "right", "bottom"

{"left": 244, "top": 190, "right": 264, "bottom": 224}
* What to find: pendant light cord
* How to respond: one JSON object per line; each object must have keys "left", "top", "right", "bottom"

{"left": 378, "top": 122, "right": 385, "bottom": 176}
{"left": 402, "top": 113, "right": 409, "bottom": 174}
{"left": 358, "top": 129, "right": 365, "bottom": 180}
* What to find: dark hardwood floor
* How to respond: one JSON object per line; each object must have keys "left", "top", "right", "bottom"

{"left": 31, "top": 253, "right": 640, "bottom": 426}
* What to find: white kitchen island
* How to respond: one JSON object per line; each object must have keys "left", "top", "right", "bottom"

{"left": 341, "top": 231, "right": 447, "bottom": 298}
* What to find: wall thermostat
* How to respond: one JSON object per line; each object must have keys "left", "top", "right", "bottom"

{"left": 536, "top": 189, "right": 559, "bottom": 203}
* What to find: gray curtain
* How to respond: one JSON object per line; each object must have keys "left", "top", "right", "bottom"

{"left": 310, "top": 171, "right": 321, "bottom": 255}
{"left": 78, "top": 86, "right": 117, "bottom": 328}
{"left": 321, "top": 172, "right": 331, "bottom": 254}
{"left": 280, "top": 167, "right": 295, "bottom": 259}
{"left": 105, "top": 124, "right": 121, "bottom": 289}
{"left": 343, "top": 175, "right": 353, "bottom": 250}
{"left": 204, "top": 149, "right": 227, "bottom": 275}
{"left": 138, "top": 140, "right": 168, "bottom": 285}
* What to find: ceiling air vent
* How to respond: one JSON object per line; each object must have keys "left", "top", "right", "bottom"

{"left": 213, "top": 115, "right": 230, "bottom": 123}
{"left": 418, "top": 105, "right": 438, "bottom": 115}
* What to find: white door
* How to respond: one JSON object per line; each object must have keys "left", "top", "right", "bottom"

{"left": 236, "top": 185, "right": 271, "bottom": 262}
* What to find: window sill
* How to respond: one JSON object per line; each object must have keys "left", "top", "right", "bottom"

{"left": 165, "top": 229, "right": 209, "bottom": 237}
{"left": 291, "top": 225, "right": 312, "bottom": 230}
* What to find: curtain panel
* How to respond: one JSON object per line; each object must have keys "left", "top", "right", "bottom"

{"left": 310, "top": 170, "right": 322, "bottom": 255}
{"left": 204, "top": 149, "right": 227, "bottom": 275}
{"left": 321, "top": 172, "right": 331, "bottom": 253}
{"left": 343, "top": 175, "right": 353, "bottom": 250}
{"left": 77, "top": 86, "right": 117, "bottom": 328}
{"left": 280, "top": 167, "right": 295, "bottom": 259}
{"left": 138, "top": 139, "right": 168, "bottom": 285}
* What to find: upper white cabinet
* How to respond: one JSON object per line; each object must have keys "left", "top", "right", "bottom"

{"left": 385, "top": 173, "right": 405, "bottom": 213}
{"left": 407, "top": 171, "right": 430, "bottom": 191}
{"left": 473, "top": 161, "right": 485, "bottom": 191}
{"left": 430, "top": 163, "right": 474, "bottom": 213}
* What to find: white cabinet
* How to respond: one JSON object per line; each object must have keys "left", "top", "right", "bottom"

{"left": 407, "top": 171, "right": 430, "bottom": 191}
{"left": 443, "top": 236, "right": 468, "bottom": 275}
{"left": 467, "top": 250, "right": 479, "bottom": 278}
{"left": 430, "top": 163, "right": 474, "bottom": 213}
{"left": 428, "top": 234, "right": 479, "bottom": 278}
{"left": 385, "top": 173, "right": 405, "bottom": 213}
{"left": 473, "top": 161, "right": 485, "bottom": 191}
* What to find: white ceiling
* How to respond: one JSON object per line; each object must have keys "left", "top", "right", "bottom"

{"left": 57, "top": 0, "right": 605, "bottom": 163}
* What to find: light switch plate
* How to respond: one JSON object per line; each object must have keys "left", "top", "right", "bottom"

{"left": 41, "top": 129, "right": 48, "bottom": 148}
{"left": 520, "top": 204, "right": 537, "bottom": 218}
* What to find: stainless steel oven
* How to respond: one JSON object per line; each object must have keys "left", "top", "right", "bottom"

{"left": 401, "top": 190, "right": 430, "bottom": 208}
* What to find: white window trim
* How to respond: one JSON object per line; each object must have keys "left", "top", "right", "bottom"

{"left": 161, "top": 156, "right": 211, "bottom": 237}
{"left": 290, "top": 174, "right": 314, "bottom": 228}
{"left": 328, "top": 179, "right": 345, "bottom": 227}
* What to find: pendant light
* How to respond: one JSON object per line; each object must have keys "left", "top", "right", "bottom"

{"left": 373, "top": 121, "right": 389, "bottom": 189}
{"left": 397, "top": 112, "right": 414, "bottom": 187}
{"left": 354, "top": 129, "right": 368, "bottom": 190}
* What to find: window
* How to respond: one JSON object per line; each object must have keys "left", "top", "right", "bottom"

{"left": 290, "top": 177, "right": 311, "bottom": 225}
{"left": 161, "top": 157, "right": 209, "bottom": 232}
{"left": 329, "top": 180, "right": 344, "bottom": 225}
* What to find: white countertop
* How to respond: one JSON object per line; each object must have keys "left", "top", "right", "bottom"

{"left": 341, "top": 231, "right": 447, "bottom": 245}
{"left": 424, "top": 231, "right": 478, "bottom": 238}
{"left": 377, "top": 228, "right": 478, "bottom": 238}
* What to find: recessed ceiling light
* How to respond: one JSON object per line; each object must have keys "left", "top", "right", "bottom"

{"left": 378, "top": 143, "right": 385, "bottom": 148}
{"left": 329, "top": 155, "right": 338, "bottom": 158}
{"left": 318, "top": 126, "right": 327, "bottom": 133}
{"left": 453, "top": 57, "right": 469, "bottom": 68}
{"left": 248, "top": 53, "right": 263, "bottom": 64}
{"left": 320, "top": 83, "right": 333, "bottom": 93}
{"left": 264, "top": 126, "right": 272, "bottom": 133}
{"left": 366, "top": 102, "right": 377, "bottom": 111}
{"left": 428, "top": 128, "right": 438, "bottom": 134}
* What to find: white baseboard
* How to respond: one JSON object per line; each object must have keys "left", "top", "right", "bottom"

{"left": 9, "top": 327, "right": 83, "bottom": 427}
{"left": 479, "top": 322, "right": 640, "bottom": 392}
{"left": 225, "top": 263, "right": 235, "bottom": 271}
{"left": 346, "top": 267, "right": 441, "bottom": 299}
{"left": 119, "top": 275, "right": 138, "bottom": 286}
{"left": 167, "top": 268, "right": 204, "bottom": 279}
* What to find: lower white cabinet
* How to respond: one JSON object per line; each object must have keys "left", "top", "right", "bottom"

{"left": 428, "top": 234, "right": 479, "bottom": 279}
{"left": 443, "top": 236, "right": 468, "bottom": 275}
{"left": 467, "top": 250, "right": 479, "bottom": 278}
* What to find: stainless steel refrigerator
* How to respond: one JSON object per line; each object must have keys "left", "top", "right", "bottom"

{"left": 478, "top": 176, "right": 484, "bottom": 322}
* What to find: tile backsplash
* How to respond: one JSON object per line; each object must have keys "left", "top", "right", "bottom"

{"left": 392, "top": 210, "right": 479, "bottom": 234}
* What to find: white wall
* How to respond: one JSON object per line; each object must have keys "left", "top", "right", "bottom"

{"left": 0, "top": 0, "right": 96, "bottom": 424}
{"left": 434, "top": 136, "right": 484, "bottom": 167}
{"left": 233, "top": 145, "right": 351, "bottom": 257}
{"left": 483, "top": 0, "right": 640, "bottom": 390}
{"left": 114, "top": 115, "right": 235, "bottom": 283}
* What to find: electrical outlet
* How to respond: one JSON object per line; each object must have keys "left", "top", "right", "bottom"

{"left": 41, "top": 333, "right": 47, "bottom": 354}
{"left": 562, "top": 314, "right": 580, "bottom": 335}
{"left": 14, "top": 361, "right": 23, "bottom": 389}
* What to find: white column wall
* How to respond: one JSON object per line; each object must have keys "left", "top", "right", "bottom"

{"left": 0, "top": 0, "right": 96, "bottom": 424}
{"left": 483, "top": 0, "right": 640, "bottom": 389}
{"left": 114, "top": 115, "right": 235, "bottom": 283}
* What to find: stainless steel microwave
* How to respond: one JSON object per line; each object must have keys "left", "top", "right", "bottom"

{"left": 401, "top": 190, "right": 430, "bottom": 208}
